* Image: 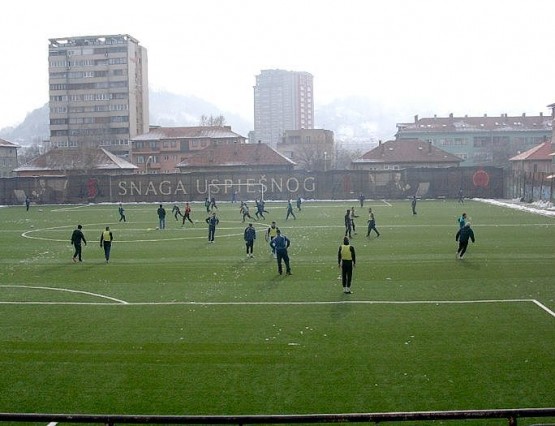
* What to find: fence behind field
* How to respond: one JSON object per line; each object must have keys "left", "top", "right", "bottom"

{"left": 505, "top": 170, "right": 554, "bottom": 203}
{"left": 1, "top": 167, "right": 504, "bottom": 205}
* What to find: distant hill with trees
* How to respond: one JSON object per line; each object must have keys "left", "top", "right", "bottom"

{"left": 0, "top": 92, "right": 395, "bottom": 153}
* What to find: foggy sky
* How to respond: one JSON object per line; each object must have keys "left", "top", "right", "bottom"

{"left": 1, "top": 0, "right": 553, "bottom": 130}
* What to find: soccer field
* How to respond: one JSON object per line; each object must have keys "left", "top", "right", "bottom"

{"left": 0, "top": 199, "right": 553, "bottom": 419}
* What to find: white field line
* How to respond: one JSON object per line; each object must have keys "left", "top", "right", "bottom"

{"left": 0, "top": 285, "right": 128, "bottom": 304}
{"left": 532, "top": 299, "right": 555, "bottom": 318}
{"left": 19, "top": 222, "right": 555, "bottom": 243}
{"left": 1, "top": 292, "right": 553, "bottom": 320}
{"left": 122, "top": 298, "right": 535, "bottom": 306}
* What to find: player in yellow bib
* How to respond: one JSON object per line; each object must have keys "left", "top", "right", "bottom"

{"left": 100, "top": 226, "right": 113, "bottom": 263}
{"left": 338, "top": 237, "right": 356, "bottom": 294}
{"left": 266, "top": 221, "right": 279, "bottom": 258}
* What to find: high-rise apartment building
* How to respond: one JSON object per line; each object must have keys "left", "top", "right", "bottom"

{"left": 253, "top": 69, "right": 314, "bottom": 148}
{"left": 48, "top": 34, "right": 149, "bottom": 156}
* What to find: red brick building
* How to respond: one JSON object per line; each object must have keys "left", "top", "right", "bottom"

{"left": 131, "top": 126, "right": 247, "bottom": 174}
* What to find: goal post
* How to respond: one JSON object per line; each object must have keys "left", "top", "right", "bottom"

{"left": 207, "top": 182, "right": 266, "bottom": 202}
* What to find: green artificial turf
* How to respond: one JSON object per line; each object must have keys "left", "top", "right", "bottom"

{"left": 0, "top": 199, "right": 553, "bottom": 419}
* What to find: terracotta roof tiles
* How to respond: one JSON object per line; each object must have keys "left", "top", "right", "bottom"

{"left": 357, "top": 139, "right": 462, "bottom": 164}
{"left": 177, "top": 142, "right": 295, "bottom": 168}
{"left": 14, "top": 147, "right": 137, "bottom": 172}
{"left": 509, "top": 142, "right": 555, "bottom": 162}
{"left": 133, "top": 126, "right": 244, "bottom": 141}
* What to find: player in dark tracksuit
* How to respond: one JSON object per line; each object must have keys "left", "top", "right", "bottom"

{"left": 366, "top": 208, "right": 380, "bottom": 237}
{"left": 255, "top": 199, "right": 266, "bottom": 220}
{"left": 70, "top": 224, "right": 87, "bottom": 262}
{"left": 455, "top": 222, "right": 475, "bottom": 259}
{"left": 118, "top": 204, "right": 126, "bottom": 222}
{"left": 206, "top": 212, "right": 219, "bottom": 242}
{"left": 285, "top": 200, "right": 296, "bottom": 220}
{"left": 244, "top": 223, "right": 256, "bottom": 258}
{"left": 172, "top": 204, "right": 183, "bottom": 221}
{"left": 338, "top": 237, "right": 356, "bottom": 294}
{"left": 270, "top": 229, "right": 291, "bottom": 275}
{"left": 344, "top": 210, "right": 353, "bottom": 238}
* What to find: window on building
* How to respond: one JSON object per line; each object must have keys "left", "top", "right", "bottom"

{"left": 473, "top": 137, "right": 490, "bottom": 147}
{"left": 492, "top": 136, "right": 509, "bottom": 146}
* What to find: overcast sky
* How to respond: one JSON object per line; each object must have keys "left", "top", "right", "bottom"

{"left": 1, "top": 0, "right": 554, "bottom": 131}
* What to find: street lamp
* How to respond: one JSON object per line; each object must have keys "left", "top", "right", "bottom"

{"left": 323, "top": 151, "right": 327, "bottom": 172}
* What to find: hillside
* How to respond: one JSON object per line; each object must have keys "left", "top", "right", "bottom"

{"left": 0, "top": 91, "right": 394, "bottom": 149}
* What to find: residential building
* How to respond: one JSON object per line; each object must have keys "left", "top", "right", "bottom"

{"left": 509, "top": 141, "right": 554, "bottom": 174}
{"left": 277, "top": 129, "right": 334, "bottom": 171}
{"left": 48, "top": 34, "right": 149, "bottom": 156}
{"left": 396, "top": 113, "right": 552, "bottom": 167}
{"left": 253, "top": 69, "right": 314, "bottom": 148}
{"left": 0, "top": 138, "right": 19, "bottom": 177}
{"left": 176, "top": 141, "right": 295, "bottom": 173}
{"left": 131, "top": 126, "right": 247, "bottom": 174}
{"left": 352, "top": 139, "right": 462, "bottom": 171}
{"left": 13, "top": 147, "right": 137, "bottom": 177}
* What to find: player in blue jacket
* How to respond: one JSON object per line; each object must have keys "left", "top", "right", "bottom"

{"left": 244, "top": 223, "right": 256, "bottom": 258}
{"left": 270, "top": 229, "right": 291, "bottom": 275}
{"left": 206, "top": 212, "right": 219, "bottom": 243}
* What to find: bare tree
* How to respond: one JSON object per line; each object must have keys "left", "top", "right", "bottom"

{"left": 293, "top": 143, "right": 335, "bottom": 171}
{"left": 199, "top": 114, "right": 227, "bottom": 127}
{"left": 18, "top": 143, "right": 43, "bottom": 165}
{"left": 334, "top": 144, "right": 363, "bottom": 170}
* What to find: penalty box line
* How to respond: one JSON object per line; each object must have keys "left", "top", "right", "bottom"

{"left": 0, "top": 296, "right": 553, "bottom": 318}
{"left": 131, "top": 299, "right": 555, "bottom": 319}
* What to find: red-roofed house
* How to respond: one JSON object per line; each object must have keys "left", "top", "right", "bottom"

{"left": 176, "top": 141, "right": 295, "bottom": 173}
{"left": 509, "top": 141, "right": 555, "bottom": 174}
{"left": 0, "top": 138, "right": 19, "bottom": 178}
{"left": 131, "top": 126, "right": 247, "bottom": 173}
{"left": 13, "top": 147, "right": 137, "bottom": 177}
{"left": 351, "top": 139, "right": 462, "bottom": 171}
